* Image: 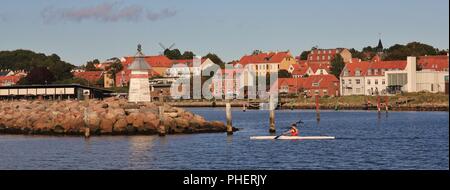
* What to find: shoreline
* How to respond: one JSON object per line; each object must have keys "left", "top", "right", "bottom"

{"left": 166, "top": 102, "right": 449, "bottom": 112}
{"left": 0, "top": 98, "right": 238, "bottom": 137}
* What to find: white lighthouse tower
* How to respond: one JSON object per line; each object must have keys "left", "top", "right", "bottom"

{"left": 128, "top": 44, "right": 151, "bottom": 102}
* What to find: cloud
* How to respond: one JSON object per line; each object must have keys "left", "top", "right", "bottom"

{"left": 146, "top": 8, "right": 177, "bottom": 21}
{"left": 41, "top": 2, "right": 177, "bottom": 23}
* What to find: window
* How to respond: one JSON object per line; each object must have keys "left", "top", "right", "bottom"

{"left": 343, "top": 70, "right": 349, "bottom": 76}
{"left": 356, "top": 79, "right": 361, "bottom": 84}
{"left": 374, "top": 69, "right": 378, "bottom": 75}
{"left": 314, "top": 90, "right": 320, "bottom": 95}
{"left": 328, "top": 50, "right": 332, "bottom": 54}
{"left": 318, "top": 50, "right": 321, "bottom": 54}
{"left": 381, "top": 69, "right": 385, "bottom": 75}
{"left": 323, "top": 90, "right": 328, "bottom": 95}
{"left": 355, "top": 69, "right": 361, "bottom": 76}
{"left": 312, "top": 82, "right": 319, "bottom": 87}
{"left": 310, "top": 56, "right": 313, "bottom": 60}
{"left": 356, "top": 88, "right": 361, "bottom": 93}
{"left": 367, "top": 79, "right": 371, "bottom": 85}
{"left": 328, "top": 55, "right": 331, "bottom": 60}
{"left": 317, "top": 56, "right": 320, "bottom": 60}
{"left": 368, "top": 69, "right": 372, "bottom": 76}
{"left": 375, "top": 79, "right": 379, "bottom": 85}
{"left": 382, "top": 79, "right": 385, "bottom": 85}
{"left": 348, "top": 79, "right": 352, "bottom": 84}
{"left": 322, "top": 55, "right": 325, "bottom": 60}
{"left": 342, "top": 79, "right": 345, "bottom": 85}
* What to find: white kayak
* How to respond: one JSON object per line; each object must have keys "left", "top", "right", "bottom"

{"left": 250, "top": 136, "right": 335, "bottom": 140}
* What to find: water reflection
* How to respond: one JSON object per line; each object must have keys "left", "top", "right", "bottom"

{"left": 129, "top": 136, "right": 157, "bottom": 167}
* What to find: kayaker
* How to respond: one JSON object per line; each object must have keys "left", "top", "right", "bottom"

{"left": 289, "top": 124, "right": 299, "bottom": 136}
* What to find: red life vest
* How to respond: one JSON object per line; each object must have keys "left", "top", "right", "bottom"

{"left": 290, "top": 128, "right": 298, "bottom": 136}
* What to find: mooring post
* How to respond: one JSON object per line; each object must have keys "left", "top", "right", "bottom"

{"left": 226, "top": 103, "right": 233, "bottom": 135}
{"left": 158, "top": 106, "right": 166, "bottom": 136}
{"left": 315, "top": 95, "right": 320, "bottom": 121}
{"left": 377, "top": 95, "right": 381, "bottom": 113}
{"left": 242, "top": 103, "right": 246, "bottom": 112}
{"left": 83, "top": 107, "right": 90, "bottom": 138}
{"left": 385, "top": 96, "right": 389, "bottom": 113}
{"left": 269, "top": 109, "right": 276, "bottom": 133}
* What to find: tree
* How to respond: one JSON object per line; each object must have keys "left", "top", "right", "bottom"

{"left": 54, "top": 77, "right": 90, "bottom": 86}
{"left": 18, "top": 67, "right": 55, "bottom": 85}
{"left": 85, "top": 59, "right": 100, "bottom": 71}
{"left": 181, "top": 51, "right": 195, "bottom": 59}
{"left": 278, "top": 69, "right": 292, "bottom": 78}
{"left": 299, "top": 51, "right": 310, "bottom": 60}
{"left": 164, "top": 49, "right": 182, "bottom": 59}
{"left": 0, "top": 50, "right": 75, "bottom": 82}
{"left": 384, "top": 42, "right": 441, "bottom": 61}
{"left": 330, "top": 54, "right": 345, "bottom": 79}
{"left": 203, "top": 53, "right": 225, "bottom": 68}
{"left": 105, "top": 57, "right": 124, "bottom": 87}
{"left": 252, "top": 50, "right": 263, "bottom": 55}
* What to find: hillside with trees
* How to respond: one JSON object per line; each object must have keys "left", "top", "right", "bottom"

{"left": 0, "top": 50, "right": 75, "bottom": 84}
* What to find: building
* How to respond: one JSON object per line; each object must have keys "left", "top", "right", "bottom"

{"left": 116, "top": 55, "right": 173, "bottom": 87}
{"left": 303, "top": 75, "right": 340, "bottom": 97}
{"left": 0, "top": 84, "right": 112, "bottom": 100}
{"left": 127, "top": 45, "right": 151, "bottom": 102}
{"left": 278, "top": 78, "right": 304, "bottom": 95}
{"left": 165, "top": 57, "right": 215, "bottom": 77}
{"left": 239, "top": 51, "right": 297, "bottom": 74}
{"left": 0, "top": 75, "right": 22, "bottom": 86}
{"left": 73, "top": 71, "right": 105, "bottom": 86}
{"left": 340, "top": 55, "right": 449, "bottom": 96}
{"left": 307, "top": 48, "right": 352, "bottom": 64}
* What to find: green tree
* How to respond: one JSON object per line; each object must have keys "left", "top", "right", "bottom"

{"left": 181, "top": 51, "right": 195, "bottom": 59}
{"left": 164, "top": 49, "right": 182, "bottom": 59}
{"left": 278, "top": 69, "right": 292, "bottom": 78}
{"left": 18, "top": 67, "right": 55, "bottom": 85}
{"left": 330, "top": 54, "right": 345, "bottom": 79}
{"left": 252, "top": 50, "right": 263, "bottom": 55}
{"left": 85, "top": 59, "right": 100, "bottom": 71}
{"left": 105, "top": 57, "right": 124, "bottom": 86}
{"left": 203, "top": 53, "right": 225, "bottom": 68}
{"left": 384, "top": 42, "right": 440, "bottom": 61}
{"left": 54, "top": 77, "right": 90, "bottom": 86}
{"left": 299, "top": 51, "right": 310, "bottom": 60}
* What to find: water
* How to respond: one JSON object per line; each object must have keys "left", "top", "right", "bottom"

{"left": 0, "top": 109, "right": 448, "bottom": 170}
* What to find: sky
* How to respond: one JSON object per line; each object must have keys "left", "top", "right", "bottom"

{"left": 0, "top": 0, "right": 448, "bottom": 66}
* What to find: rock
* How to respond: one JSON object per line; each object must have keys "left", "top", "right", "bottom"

{"left": 86, "top": 112, "right": 101, "bottom": 128}
{"left": 100, "top": 118, "right": 114, "bottom": 134}
{"left": 132, "top": 113, "right": 145, "bottom": 128}
{"left": 113, "top": 118, "right": 127, "bottom": 133}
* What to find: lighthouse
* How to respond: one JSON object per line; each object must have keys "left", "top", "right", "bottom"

{"left": 128, "top": 44, "right": 151, "bottom": 102}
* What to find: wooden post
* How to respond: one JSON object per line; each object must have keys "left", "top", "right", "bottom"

{"left": 315, "top": 95, "right": 320, "bottom": 121}
{"left": 226, "top": 103, "right": 233, "bottom": 135}
{"left": 377, "top": 95, "right": 381, "bottom": 113}
{"left": 83, "top": 108, "right": 90, "bottom": 138}
{"left": 242, "top": 103, "right": 246, "bottom": 112}
{"left": 158, "top": 106, "right": 166, "bottom": 136}
{"left": 385, "top": 96, "right": 389, "bottom": 113}
{"left": 269, "top": 109, "right": 276, "bottom": 133}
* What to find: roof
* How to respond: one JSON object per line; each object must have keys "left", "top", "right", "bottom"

{"left": 308, "top": 63, "right": 330, "bottom": 73}
{"left": 122, "top": 55, "right": 173, "bottom": 68}
{"left": 73, "top": 71, "right": 104, "bottom": 82}
{"left": 128, "top": 56, "right": 151, "bottom": 70}
{"left": 239, "top": 51, "right": 292, "bottom": 65}
{"left": 278, "top": 78, "right": 305, "bottom": 93}
{"left": 291, "top": 63, "right": 309, "bottom": 76}
{"left": 418, "top": 55, "right": 449, "bottom": 71}
{"left": 302, "top": 75, "right": 339, "bottom": 90}
{"left": 0, "top": 84, "right": 113, "bottom": 92}
{"left": 342, "top": 61, "right": 371, "bottom": 77}
{"left": 0, "top": 75, "right": 22, "bottom": 86}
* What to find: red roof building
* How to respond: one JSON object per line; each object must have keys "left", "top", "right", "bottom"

{"left": 0, "top": 75, "right": 22, "bottom": 86}
{"left": 417, "top": 55, "right": 449, "bottom": 71}
{"left": 73, "top": 71, "right": 104, "bottom": 84}
{"left": 302, "top": 75, "right": 340, "bottom": 97}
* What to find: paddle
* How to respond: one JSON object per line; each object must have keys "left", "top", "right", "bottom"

{"left": 274, "top": 130, "right": 290, "bottom": 139}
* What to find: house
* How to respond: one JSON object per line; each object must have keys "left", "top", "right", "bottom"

{"left": 116, "top": 55, "right": 173, "bottom": 87}
{"left": 302, "top": 75, "right": 340, "bottom": 97}
{"left": 340, "top": 61, "right": 370, "bottom": 96}
{"left": 73, "top": 71, "right": 105, "bottom": 86}
{"left": 340, "top": 55, "right": 449, "bottom": 96}
{"left": 417, "top": 55, "right": 449, "bottom": 72}
{"left": 239, "top": 51, "right": 297, "bottom": 74}
{"left": 165, "top": 57, "right": 215, "bottom": 77}
{"left": 0, "top": 75, "right": 22, "bottom": 86}
{"left": 278, "top": 78, "right": 304, "bottom": 94}
{"left": 307, "top": 48, "right": 352, "bottom": 64}
{"left": 305, "top": 63, "right": 330, "bottom": 76}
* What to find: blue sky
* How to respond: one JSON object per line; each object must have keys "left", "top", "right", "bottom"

{"left": 0, "top": 0, "right": 448, "bottom": 65}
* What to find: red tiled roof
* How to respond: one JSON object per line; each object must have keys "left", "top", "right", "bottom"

{"left": 302, "top": 75, "right": 339, "bottom": 90}
{"left": 278, "top": 78, "right": 305, "bottom": 93}
{"left": 291, "top": 63, "right": 308, "bottom": 76}
{"left": 308, "top": 63, "right": 330, "bottom": 74}
{"left": 418, "top": 55, "right": 449, "bottom": 71}
{"left": 122, "top": 55, "right": 173, "bottom": 68}
{"left": 0, "top": 75, "right": 22, "bottom": 86}
{"left": 342, "top": 61, "right": 371, "bottom": 77}
{"left": 239, "top": 51, "right": 291, "bottom": 65}
{"left": 73, "top": 71, "right": 104, "bottom": 83}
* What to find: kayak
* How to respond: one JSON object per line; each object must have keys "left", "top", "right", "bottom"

{"left": 250, "top": 136, "right": 335, "bottom": 140}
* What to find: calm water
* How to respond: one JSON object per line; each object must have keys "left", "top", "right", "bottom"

{"left": 0, "top": 109, "right": 448, "bottom": 170}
